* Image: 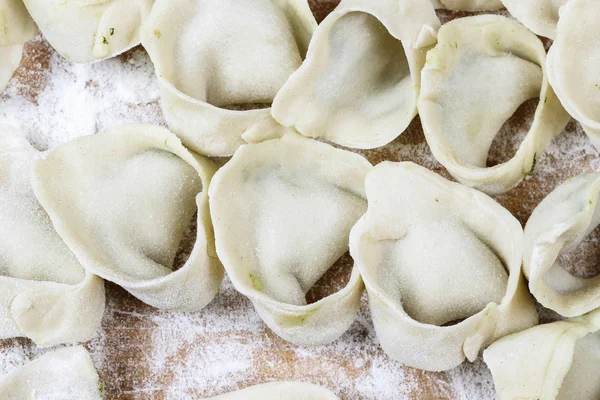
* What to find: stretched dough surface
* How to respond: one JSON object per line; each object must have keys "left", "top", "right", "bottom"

{"left": 22, "top": 0, "right": 153, "bottom": 63}
{"left": 0, "top": 346, "right": 102, "bottom": 400}
{"left": 501, "top": 0, "right": 568, "bottom": 38}
{"left": 210, "top": 133, "right": 371, "bottom": 346}
{"left": 204, "top": 382, "right": 339, "bottom": 400}
{"left": 32, "top": 124, "right": 223, "bottom": 311}
{"left": 350, "top": 162, "right": 537, "bottom": 371}
{"left": 419, "top": 15, "right": 570, "bottom": 194}
{"left": 141, "top": 0, "right": 317, "bottom": 156}
{"left": 431, "top": 0, "right": 503, "bottom": 11}
{"left": 272, "top": 0, "right": 440, "bottom": 149}
{"left": 484, "top": 309, "right": 600, "bottom": 400}
{"left": 0, "top": 125, "right": 105, "bottom": 347}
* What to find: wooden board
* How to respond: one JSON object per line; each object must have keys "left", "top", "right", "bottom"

{"left": 1, "top": 2, "right": 599, "bottom": 399}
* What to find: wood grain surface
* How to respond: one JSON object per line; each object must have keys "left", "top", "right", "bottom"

{"left": 2, "top": 1, "right": 600, "bottom": 399}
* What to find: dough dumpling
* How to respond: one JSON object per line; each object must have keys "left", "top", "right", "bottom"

{"left": 349, "top": 162, "right": 537, "bottom": 371}
{"left": 271, "top": 0, "right": 440, "bottom": 149}
{"left": 501, "top": 0, "right": 568, "bottom": 38}
{"left": 547, "top": 0, "right": 600, "bottom": 151}
{"left": 0, "top": 126, "right": 105, "bottom": 347}
{"left": 209, "top": 133, "right": 371, "bottom": 346}
{"left": 141, "top": 0, "right": 317, "bottom": 157}
{"left": 430, "top": 0, "right": 503, "bottom": 11}
{"left": 419, "top": 15, "right": 570, "bottom": 194}
{"left": 484, "top": 309, "right": 600, "bottom": 400}
{"left": 0, "top": 0, "right": 36, "bottom": 91}
{"left": 0, "top": 346, "right": 102, "bottom": 400}
{"left": 204, "top": 382, "right": 339, "bottom": 400}
{"left": 21, "top": 0, "right": 152, "bottom": 63}
{"left": 32, "top": 124, "right": 223, "bottom": 311}
{"left": 524, "top": 173, "right": 600, "bottom": 317}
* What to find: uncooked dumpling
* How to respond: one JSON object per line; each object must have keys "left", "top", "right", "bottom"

{"left": 484, "top": 309, "right": 600, "bottom": 400}
{"left": 501, "top": 0, "right": 568, "bottom": 38}
{"left": 0, "top": 125, "right": 105, "bottom": 347}
{"left": 431, "top": 0, "right": 503, "bottom": 11}
{"left": 271, "top": 0, "right": 440, "bottom": 149}
{"left": 32, "top": 124, "right": 223, "bottom": 311}
{"left": 204, "top": 382, "right": 339, "bottom": 400}
{"left": 21, "top": 0, "right": 153, "bottom": 63}
{"left": 349, "top": 162, "right": 537, "bottom": 371}
{"left": 0, "top": 346, "right": 102, "bottom": 400}
{"left": 0, "top": 0, "right": 36, "bottom": 91}
{"left": 419, "top": 15, "right": 570, "bottom": 194}
{"left": 524, "top": 173, "right": 600, "bottom": 317}
{"left": 547, "top": 0, "right": 600, "bottom": 151}
{"left": 141, "top": 0, "right": 317, "bottom": 156}
{"left": 209, "top": 133, "right": 371, "bottom": 346}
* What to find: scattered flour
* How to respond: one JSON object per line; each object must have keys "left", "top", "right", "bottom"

{"left": 1, "top": 5, "right": 600, "bottom": 400}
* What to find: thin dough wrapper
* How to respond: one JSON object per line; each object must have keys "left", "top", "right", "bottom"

{"left": 271, "top": 0, "right": 440, "bottom": 149}
{"left": 524, "top": 173, "right": 600, "bottom": 317}
{"left": 204, "top": 382, "right": 339, "bottom": 400}
{"left": 547, "top": 0, "right": 600, "bottom": 151}
{"left": 0, "top": 126, "right": 104, "bottom": 347}
{"left": 430, "top": 0, "right": 503, "bottom": 11}
{"left": 209, "top": 133, "right": 371, "bottom": 346}
{"left": 349, "top": 162, "right": 537, "bottom": 371}
{"left": 0, "top": 0, "right": 36, "bottom": 91}
{"left": 419, "top": 15, "right": 570, "bottom": 195}
{"left": 0, "top": 346, "right": 102, "bottom": 400}
{"left": 501, "top": 0, "right": 568, "bottom": 39}
{"left": 21, "top": 0, "right": 152, "bottom": 63}
{"left": 32, "top": 124, "right": 223, "bottom": 311}
{"left": 141, "top": 0, "right": 317, "bottom": 157}
{"left": 484, "top": 310, "right": 600, "bottom": 400}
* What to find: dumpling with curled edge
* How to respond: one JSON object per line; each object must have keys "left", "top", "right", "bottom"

{"left": 419, "top": 15, "right": 570, "bottom": 195}
{"left": 484, "top": 309, "right": 600, "bottom": 400}
{"left": 0, "top": 0, "right": 37, "bottom": 91}
{"left": 209, "top": 133, "right": 371, "bottom": 346}
{"left": 547, "top": 0, "right": 600, "bottom": 151}
{"left": 501, "top": 0, "right": 568, "bottom": 39}
{"left": 0, "top": 126, "right": 104, "bottom": 347}
{"left": 0, "top": 346, "right": 103, "bottom": 400}
{"left": 524, "top": 173, "right": 600, "bottom": 317}
{"left": 271, "top": 0, "right": 440, "bottom": 150}
{"left": 203, "top": 382, "right": 339, "bottom": 400}
{"left": 21, "top": 0, "right": 152, "bottom": 63}
{"left": 430, "top": 0, "right": 503, "bottom": 11}
{"left": 141, "top": 0, "right": 317, "bottom": 157}
{"left": 349, "top": 162, "right": 537, "bottom": 371}
{"left": 32, "top": 124, "right": 223, "bottom": 311}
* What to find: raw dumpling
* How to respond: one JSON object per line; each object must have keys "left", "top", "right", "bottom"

{"left": 0, "top": 346, "right": 102, "bottom": 400}
{"left": 0, "top": 126, "right": 104, "bottom": 347}
{"left": 271, "top": 0, "right": 440, "bottom": 149}
{"left": 0, "top": 0, "right": 36, "bottom": 91}
{"left": 501, "top": 0, "right": 568, "bottom": 38}
{"left": 209, "top": 133, "right": 371, "bottom": 346}
{"left": 349, "top": 162, "right": 537, "bottom": 371}
{"left": 204, "top": 382, "right": 339, "bottom": 400}
{"left": 22, "top": 0, "right": 153, "bottom": 63}
{"left": 141, "top": 0, "right": 317, "bottom": 157}
{"left": 524, "top": 173, "right": 600, "bottom": 317}
{"left": 484, "top": 309, "right": 600, "bottom": 400}
{"left": 547, "top": 0, "right": 600, "bottom": 151}
{"left": 419, "top": 15, "right": 570, "bottom": 195}
{"left": 430, "top": 0, "right": 503, "bottom": 11}
{"left": 32, "top": 124, "right": 223, "bottom": 311}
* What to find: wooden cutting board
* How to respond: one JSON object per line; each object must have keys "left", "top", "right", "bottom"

{"left": 1, "top": 1, "right": 599, "bottom": 399}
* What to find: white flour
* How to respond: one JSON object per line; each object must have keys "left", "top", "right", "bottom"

{"left": 1, "top": 7, "right": 599, "bottom": 400}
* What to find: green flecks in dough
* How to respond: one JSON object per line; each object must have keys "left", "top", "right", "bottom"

{"left": 110, "top": 28, "right": 115, "bottom": 36}
{"left": 277, "top": 309, "right": 317, "bottom": 328}
{"left": 249, "top": 273, "right": 264, "bottom": 292}
{"left": 153, "top": 30, "right": 162, "bottom": 39}
{"left": 527, "top": 153, "right": 538, "bottom": 177}
{"left": 435, "top": 198, "right": 440, "bottom": 203}
{"left": 102, "top": 35, "right": 108, "bottom": 45}
{"left": 98, "top": 380, "right": 105, "bottom": 394}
